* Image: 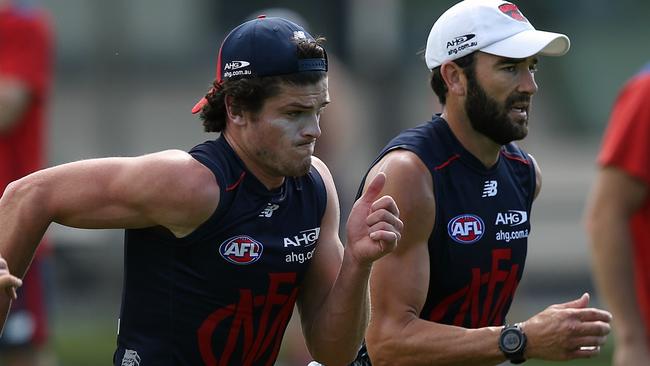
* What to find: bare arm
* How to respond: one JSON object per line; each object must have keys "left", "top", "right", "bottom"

{"left": 586, "top": 166, "right": 650, "bottom": 364}
{"left": 365, "top": 150, "right": 611, "bottom": 365}
{"left": 296, "top": 157, "right": 402, "bottom": 365}
{"left": 365, "top": 150, "right": 504, "bottom": 365}
{"left": 528, "top": 153, "right": 542, "bottom": 200}
{"left": 0, "top": 150, "right": 219, "bottom": 331}
{"left": 0, "top": 78, "right": 30, "bottom": 132}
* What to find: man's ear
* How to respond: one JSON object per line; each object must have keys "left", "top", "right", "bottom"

{"left": 225, "top": 95, "right": 245, "bottom": 126}
{"left": 440, "top": 61, "right": 467, "bottom": 97}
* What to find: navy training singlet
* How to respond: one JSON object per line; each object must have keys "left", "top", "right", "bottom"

{"left": 114, "top": 135, "right": 327, "bottom": 366}
{"left": 353, "top": 116, "right": 535, "bottom": 365}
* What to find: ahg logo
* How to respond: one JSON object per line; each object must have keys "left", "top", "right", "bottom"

{"left": 495, "top": 210, "right": 528, "bottom": 227}
{"left": 283, "top": 228, "right": 320, "bottom": 247}
{"left": 223, "top": 61, "right": 250, "bottom": 70}
{"left": 446, "top": 34, "right": 476, "bottom": 49}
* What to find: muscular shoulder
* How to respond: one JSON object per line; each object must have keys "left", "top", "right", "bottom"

{"left": 310, "top": 155, "right": 337, "bottom": 204}
{"left": 310, "top": 156, "right": 335, "bottom": 194}
{"left": 135, "top": 150, "right": 219, "bottom": 234}
{"left": 370, "top": 150, "right": 432, "bottom": 193}
{"left": 368, "top": 149, "right": 435, "bottom": 223}
{"left": 527, "top": 153, "right": 542, "bottom": 200}
{"left": 140, "top": 149, "right": 216, "bottom": 189}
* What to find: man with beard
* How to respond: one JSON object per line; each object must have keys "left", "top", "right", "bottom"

{"left": 349, "top": 1, "right": 611, "bottom": 365}
{"left": 0, "top": 16, "right": 403, "bottom": 365}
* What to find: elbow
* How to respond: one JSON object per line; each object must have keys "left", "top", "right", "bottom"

{"left": 305, "top": 332, "right": 362, "bottom": 365}
{"left": 4, "top": 175, "right": 38, "bottom": 199}
{"left": 3, "top": 176, "right": 42, "bottom": 205}
{"left": 366, "top": 341, "right": 407, "bottom": 366}
{"left": 2, "top": 179, "right": 26, "bottom": 206}
{"left": 311, "top": 351, "right": 357, "bottom": 366}
{"left": 365, "top": 326, "right": 409, "bottom": 366}
{"left": 307, "top": 334, "right": 361, "bottom": 366}
{"left": 583, "top": 204, "right": 601, "bottom": 250}
{"left": 1, "top": 175, "right": 52, "bottom": 221}
{"left": 365, "top": 338, "right": 393, "bottom": 366}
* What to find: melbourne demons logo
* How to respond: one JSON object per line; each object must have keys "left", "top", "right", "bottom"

{"left": 198, "top": 273, "right": 298, "bottom": 365}
{"left": 498, "top": 3, "right": 528, "bottom": 22}
{"left": 219, "top": 235, "right": 263, "bottom": 265}
{"left": 447, "top": 214, "right": 485, "bottom": 244}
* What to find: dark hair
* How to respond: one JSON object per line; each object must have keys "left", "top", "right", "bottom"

{"left": 199, "top": 37, "right": 327, "bottom": 133}
{"left": 430, "top": 52, "right": 477, "bottom": 105}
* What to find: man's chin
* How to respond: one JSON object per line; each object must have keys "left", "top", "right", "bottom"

{"left": 287, "top": 158, "right": 312, "bottom": 177}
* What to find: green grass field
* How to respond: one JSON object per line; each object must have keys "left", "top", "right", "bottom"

{"left": 52, "top": 319, "right": 615, "bottom": 366}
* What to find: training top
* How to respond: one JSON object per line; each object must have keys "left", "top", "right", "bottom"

{"left": 0, "top": 5, "right": 52, "bottom": 189}
{"left": 0, "top": 5, "right": 53, "bottom": 347}
{"left": 598, "top": 62, "right": 650, "bottom": 339}
{"left": 360, "top": 116, "right": 535, "bottom": 328}
{"left": 114, "top": 135, "right": 327, "bottom": 366}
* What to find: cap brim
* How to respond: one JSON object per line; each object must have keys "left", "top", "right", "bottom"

{"left": 191, "top": 97, "right": 208, "bottom": 114}
{"left": 481, "top": 29, "right": 570, "bottom": 59}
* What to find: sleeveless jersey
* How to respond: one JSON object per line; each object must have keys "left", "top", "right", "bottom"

{"left": 114, "top": 135, "right": 327, "bottom": 366}
{"left": 362, "top": 116, "right": 535, "bottom": 328}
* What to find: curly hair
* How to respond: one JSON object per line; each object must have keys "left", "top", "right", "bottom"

{"left": 199, "top": 37, "right": 327, "bottom": 133}
{"left": 429, "top": 52, "right": 476, "bottom": 105}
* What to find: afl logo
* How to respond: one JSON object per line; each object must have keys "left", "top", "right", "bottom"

{"left": 447, "top": 214, "right": 485, "bottom": 244}
{"left": 219, "top": 235, "right": 263, "bottom": 265}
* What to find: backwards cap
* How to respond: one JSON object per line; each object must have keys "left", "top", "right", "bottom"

{"left": 192, "top": 15, "right": 328, "bottom": 114}
{"left": 425, "top": 0, "right": 570, "bottom": 70}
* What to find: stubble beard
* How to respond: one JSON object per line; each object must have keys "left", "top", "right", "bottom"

{"left": 257, "top": 149, "right": 312, "bottom": 178}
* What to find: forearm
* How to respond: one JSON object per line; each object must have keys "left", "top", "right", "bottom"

{"left": 0, "top": 179, "right": 51, "bottom": 276}
{"left": 589, "top": 215, "right": 645, "bottom": 342}
{"left": 305, "top": 252, "right": 371, "bottom": 365}
{"left": 0, "top": 78, "right": 30, "bottom": 133}
{"left": 0, "top": 178, "right": 52, "bottom": 332}
{"left": 368, "top": 318, "right": 504, "bottom": 366}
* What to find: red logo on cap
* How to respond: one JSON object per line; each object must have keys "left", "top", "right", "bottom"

{"left": 498, "top": 3, "right": 528, "bottom": 22}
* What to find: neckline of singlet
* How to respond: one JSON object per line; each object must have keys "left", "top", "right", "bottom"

{"left": 434, "top": 116, "right": 506, "bottom": 175}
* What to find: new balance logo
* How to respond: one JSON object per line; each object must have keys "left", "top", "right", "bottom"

{"left": 293, "top": 31, "right": 307, "bottom": 40}
{"left": 121, "top": 349, "right": 141, "bottom": 366}
{"left": 259, "top": 203, "right": 279, "bottom": 218}
{"left": 482, "top": 180, "right": 498, "bottom": 197}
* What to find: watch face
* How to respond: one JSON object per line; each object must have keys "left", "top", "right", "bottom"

{"left": 502, "top": 329, "right": 522, "bottom": 351}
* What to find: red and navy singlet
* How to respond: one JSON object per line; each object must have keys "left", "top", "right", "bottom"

{"left": 114, "top": 135, "right": 327, "bottom": 366}
{"left": 365, "top": 116, "right": 535, "bottom": 327}
{"left": 353, "top": 116, "right": 535, "bottom": 365}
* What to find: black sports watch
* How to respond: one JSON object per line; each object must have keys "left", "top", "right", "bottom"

{"left": 498, "top": 323, "right": 527, "bottom": 364}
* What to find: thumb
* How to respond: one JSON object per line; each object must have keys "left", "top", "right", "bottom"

{"left": 0, "top": 276, "right": 22, "bottom": 300}
{"left": 358, "top": 172, "right": 386, "bottom": 205}
{"left": 555, "top": 292, "right": 590, "bottom": 309}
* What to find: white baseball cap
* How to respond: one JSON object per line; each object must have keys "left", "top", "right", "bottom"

{"left": 425, "top": 0, "right": 570, "bottom": 69}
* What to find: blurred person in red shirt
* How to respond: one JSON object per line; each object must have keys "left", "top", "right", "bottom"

{"left": 0, "top": 0, "right": 54, "bottom": 365}
{"left": 587, "top": 61, "right": 650, "bottom": 366}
